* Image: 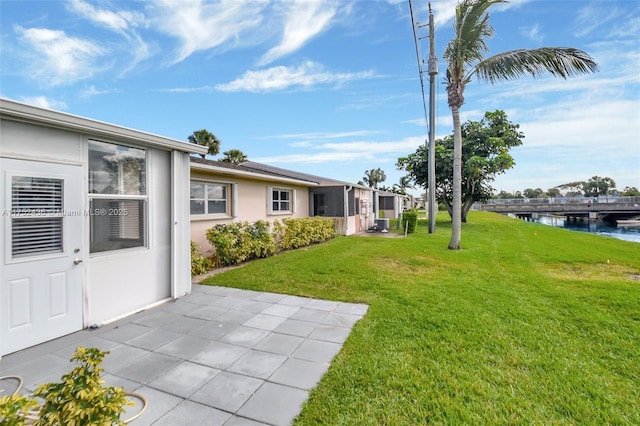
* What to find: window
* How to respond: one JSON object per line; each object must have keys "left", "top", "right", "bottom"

{"left": 88, "top": 140, "right": 146, "bottom": 253}
{"left": 11, "top": 177, "right": 63, "bottom": 257}
{"left": 190, "top": 182, "right": 229, "bottom": 215}
{"left": 269, "top": 187, "right": 295, "bottom": 214}
{"left": 379, "top": 196, "right": 395, "bottom": 210}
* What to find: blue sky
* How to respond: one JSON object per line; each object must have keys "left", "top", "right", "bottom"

{"left": 1, "top": 0, "right": 638, "bottom": 196}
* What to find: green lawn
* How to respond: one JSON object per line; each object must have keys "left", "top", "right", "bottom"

{"left": 201, "top": 212, "right": 640, "bottom": 425}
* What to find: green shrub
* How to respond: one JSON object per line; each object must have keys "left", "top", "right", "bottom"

{"left": 0, "top": 393, "right": 38, "bottom": 426}
{"left": 206, "top": 218, "right": 337, "bottom": 266}
{"left": 401, "top": 210, "right": 418, "bottom": 234}
{"left": 33, "top": 347, "right": 132, "bottom": 426}
{"left": 191, "top": 241, "right": 213, "bottom": 276}
{"left": 275, "top": 217, "right": 337, "bottom": 250}
{"left": 206, "top": 221, "right": 277, "bottom": 266}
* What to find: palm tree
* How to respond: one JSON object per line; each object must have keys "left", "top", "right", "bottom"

{"left": 443, "top": 0, "right": 598, "bottom": 250}
{"left": 362, "top": 168, "right": 387, "bottom": 189}
{"left": 188, "top": 129, "right": 221, "bottom": 159}
{"left": 221, "top": 149, "right": 248, "bottom": 165}
{"left": 393, "top": 176, "right": 413, "bottom": 195}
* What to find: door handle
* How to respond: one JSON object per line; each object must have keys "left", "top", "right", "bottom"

{"left": 73, "top": 258, "right": 83, "bottom": 265}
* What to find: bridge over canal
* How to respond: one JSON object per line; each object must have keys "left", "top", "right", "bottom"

{"left": 476, "top": 196, "right": 640, "bottom": 223}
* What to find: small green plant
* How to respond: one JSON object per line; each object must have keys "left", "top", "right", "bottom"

{"left": 33, "top": 347, "right": 132, "bottom": 426}
{"left": 401, "top": 210, "right": 418, "bottom": 233}
{"left": 191, "top": 241, "right": 213, "bottom": 276}
{"left": 0, "top": 393, "right": 38, "bottom": 426}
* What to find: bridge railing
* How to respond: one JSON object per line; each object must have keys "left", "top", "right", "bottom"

{"left": 480, "top": 196, "right": 640, "bottom": 206}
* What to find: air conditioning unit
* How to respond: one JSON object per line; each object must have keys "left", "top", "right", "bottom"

{"left": 374, "top": 218, "right": 389, "bottom": 231}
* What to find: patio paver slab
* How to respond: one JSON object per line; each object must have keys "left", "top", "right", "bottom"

{"left": 190, "top": 371, "right": 264, "bottom": 412}
{"left": 237, "top": 382, "right": 309, "bottom": 426}
{"left": 152, "top": 400, "right": 231, "bottom": 426}
{"left": 0, "top": 284, "right": 368, "bottom": 426}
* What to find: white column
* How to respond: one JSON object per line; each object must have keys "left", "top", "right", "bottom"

{"left": 171, "top": 151, "right": 191, "bottom": 297}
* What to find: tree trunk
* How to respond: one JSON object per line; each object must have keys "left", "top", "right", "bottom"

{"left": 448, "top": 105, "right": 463, "bottom": 249}
{"left": 462, "top": 196, "right": 475, "bottom": 223}
{"left": 443, "top": 198, "right": 453, "bottom": 220}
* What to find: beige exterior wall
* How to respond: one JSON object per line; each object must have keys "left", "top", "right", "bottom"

{"left": 190, "top": 170, "right": 311, "bottom": 254}
{"left": 355, "top": 187, "right": 374, "bottom": 233}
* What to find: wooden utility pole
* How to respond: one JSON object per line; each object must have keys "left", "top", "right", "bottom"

{"left": 427, "top": 3, "right": 438, "bottom": 233}
{"left": 409, "top": 1, "right": 438, "bottom": 233}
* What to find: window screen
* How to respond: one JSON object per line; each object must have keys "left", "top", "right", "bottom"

{"left": 88, "top": 140, "right": 147, "bottom": 253}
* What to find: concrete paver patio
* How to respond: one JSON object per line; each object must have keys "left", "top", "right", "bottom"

{"left": 0, "top": 284, "right": 368, "bottom": 425}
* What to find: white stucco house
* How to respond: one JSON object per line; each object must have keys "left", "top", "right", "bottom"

{"left": 0, "top": 98, "right": 207, "bottom": 357}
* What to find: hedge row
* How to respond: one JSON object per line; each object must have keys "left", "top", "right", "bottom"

{"left": 204, "top": 217, "right": 337, "bottom": 267}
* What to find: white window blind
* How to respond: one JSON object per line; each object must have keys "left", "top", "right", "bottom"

{"left": 12, "top": 177, "right": 62, "bottom": 212}
{"left": 11, "top": 177, "right": 64, "bottom": 257}
{"left": 109, "top": 200, "right": 140, "bottom": 239}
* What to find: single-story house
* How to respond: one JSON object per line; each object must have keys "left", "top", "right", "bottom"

{"left": 375, "top": 190, "right": 412, "bottom": 222}
{"left": 240, "top": 162, "right": 376, "bottom": 236}
{"left": 188, "top": 159, "right": 378, "bottom": 255}
{"left": 0, "top": 98, "right": 207, "bottom": 357}
{"left": 189, "top": 158, "right": 319, "bottom": 254}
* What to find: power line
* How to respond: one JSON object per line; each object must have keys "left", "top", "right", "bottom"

{"left": 408, "top": 0, "right": 430, "bottom": 136}
{"left": 409, "top": 0, "right": 438, "bottom": 234}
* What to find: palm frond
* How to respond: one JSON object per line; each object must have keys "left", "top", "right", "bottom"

{"left": 474, "top": 47, "right": 599, "bottom": 83}
{"left": 444, "top": 0, "right": 507, "bottom": 78}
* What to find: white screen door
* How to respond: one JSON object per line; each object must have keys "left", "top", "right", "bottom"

{"left": 1, "top": 159, "right": 84, "bottom": 355}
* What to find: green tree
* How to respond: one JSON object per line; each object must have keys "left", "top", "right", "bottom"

{"left": 188, "top": 129, "right": 221, "bottom": 159}
{"left": 398, "top": 110, "right": 523, "bottom": 222}
{"left": 362, "top": 168, "right": 387, "bottom": 189}
{"left": 392, "top": 176, "right": 413, "bottom": 195}
{"left": 621, "top": 186, "right": 640, "bottom": 196}
{"left": 495, "top": 190, "right": 514, "bottom": 199}
{"left": 523, "top": 188, "right": 544, "bottom": 198}
{"left": 583, "top": 176, "right": 616, "bottom": 199}
{"left": 546, "top": 187, "right": 561, "bottom": 198}
{"left": 221, "top": 149, "right": 248, "bottom": 165}
{"left": 443, "top": 0, "right": 598, "bottom": 249}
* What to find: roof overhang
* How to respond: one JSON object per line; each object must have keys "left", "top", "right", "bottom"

{"left": 190, "top": 161, "right": 319, "bottom": 187}
{"left": 0, "top": 98, "right": 208, "bottom": 155}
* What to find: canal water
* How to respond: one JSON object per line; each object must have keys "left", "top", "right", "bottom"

{"left": 531, "top": 215, "right": 640, "bottom": 243}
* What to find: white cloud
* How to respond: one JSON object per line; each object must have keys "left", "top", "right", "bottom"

{"left": 68, "top": 0, "right": 150, "bottom": 71}
{"left": 573, "top": 5, "right": 622, "bottom": 38}
{"left": 19, "top": 96, "right": 67, "bottom": 110}
{"left": 254, "top": 136, "right": 424, "bottom": 164}
{"left": 151, "top": 0, "right": 268, "bottom": 64}
{"left": 519, "top": 23, "right": 543, "bottom": 43}
{"left": 15, "top": 26, "right": 107, "bottom": 86}
{"left": 68, "top": 0, "right": 145, "bottom": 34}
{"left": 79, "top": 85, "right": 120, "bottom": 98}
{"left": 274, "top": 130, "right": 383, "bottom": 140}
{"left": 517, "top": 99, "right": 639, "bottom": 150}
{"left": 430, "top": 0, "right": 533, "bottom": 27}
{"left": 339, "top": 91, "right": 412, "bottom": 111}
{"left": 215, "top": 61, "right": 375, "bottom": 93}
{"left": 259, "top": 0, "right": 339, "bottom": 65}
